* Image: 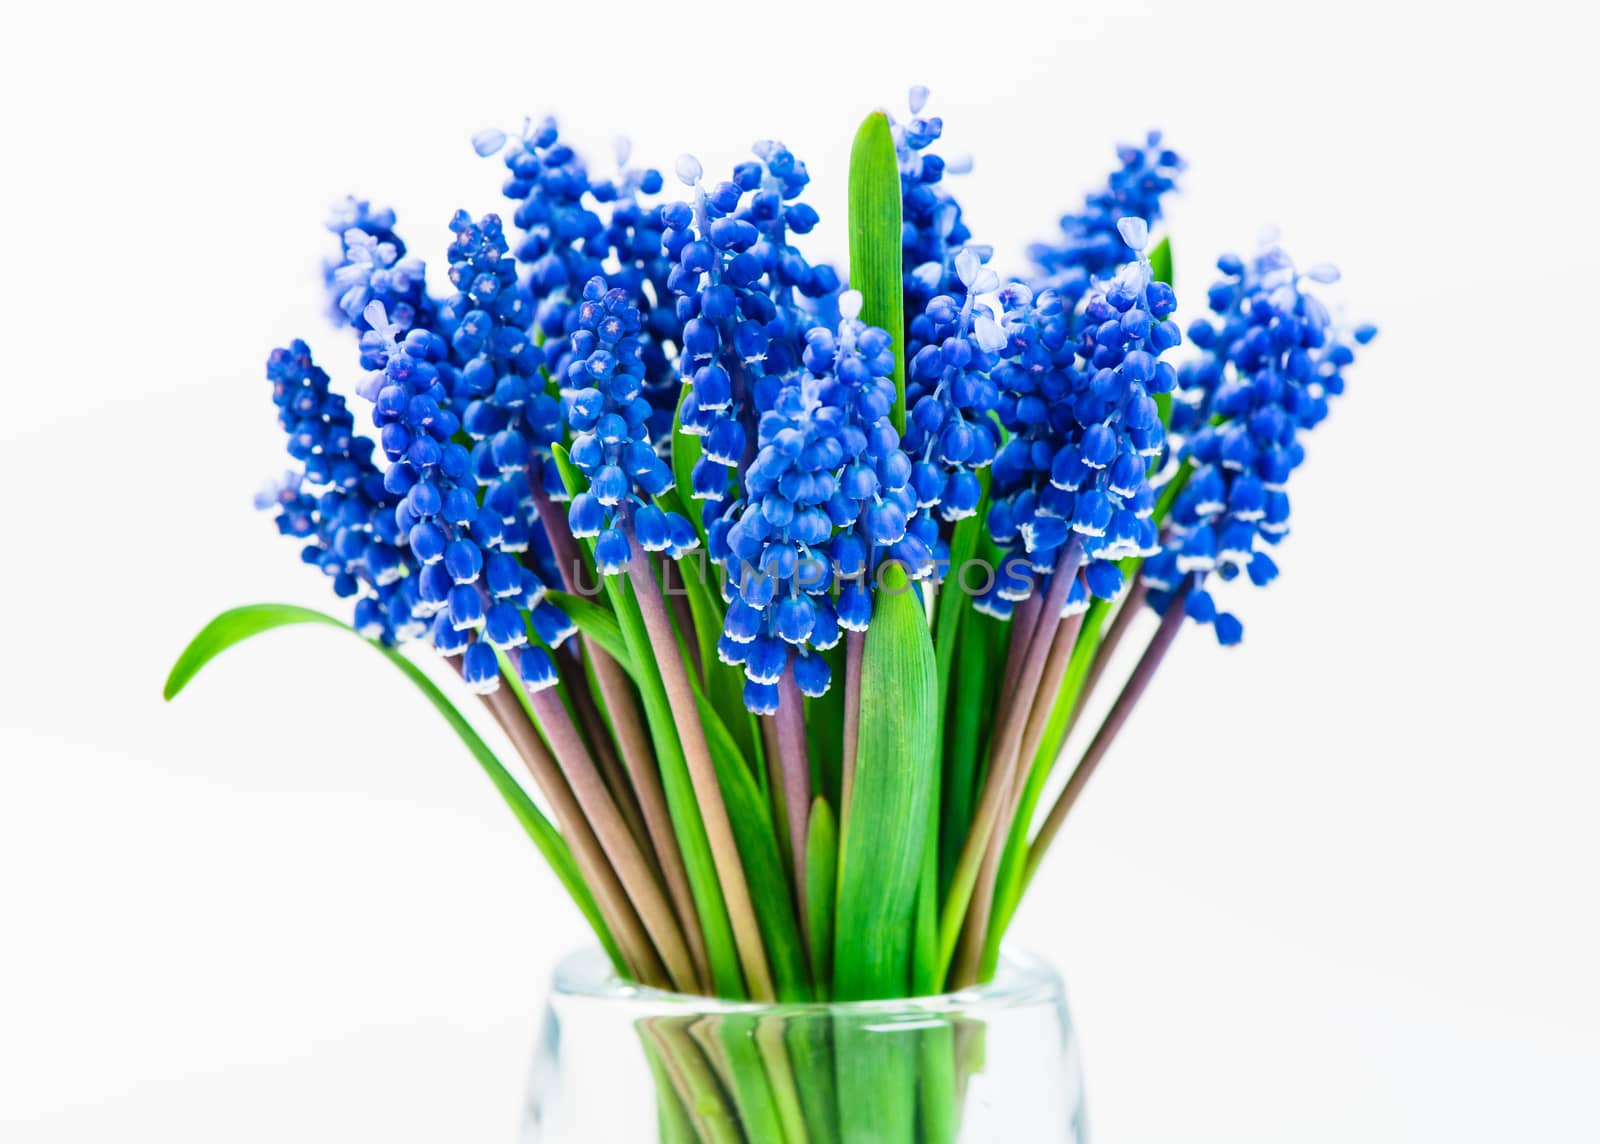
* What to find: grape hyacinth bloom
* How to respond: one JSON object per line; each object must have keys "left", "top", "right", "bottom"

{"left": 902, "top": 249, "right": 1007, "bottom": 523}
{"left": 984, "top": 218, "right": 1180, "bottom": 618}
{"left": 665, "top": 142, "right": 840, "bottom": 513}
{"left": 260, "top": 339, "right": 417, "bottom": 644}
{"left": 1028, "top": 132, "right": 1184, "bottom": 307}
{"left": 323, "top": 198, "right": 433, "bottom": 333}
{"left": 1143, "top": 241, "right": 1376, "bottom": 643}
{"left": 894, "top": 86, "right": 979, "bottom": 330}
{"left": 562, "top": 277, "right": 696, "bottom": 574}
{"left": 359, "top": 301, "right": 551, "bottom": 693}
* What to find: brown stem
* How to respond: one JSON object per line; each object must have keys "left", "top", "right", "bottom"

{"left": 627, "top": 551, "right": 776, "bottom": 1001}
{"left": 536, "top": 486, "right": 710, "bottom": 989}
{"left": 1069, "top": 578, "right": 1149, "bottom": 738}
{"left": 661, "top": 559, "right": 704, "bottom": 680}
{"left": 558, "top": 649, "right": 653, "bottom": 859}
{"left": 589, "top": 647, "right": 709, "bottom": 993}
{"left": 954, "top": 602, "right": 1086, "bottom": 983}
{"left": 1023, "top": 582, "right": 1190, "bottom": 887}
{"left": 474, "top": 681, "right": 668, "bottom": 988}
{"left": 528, "top": 685, "right": 700, "bottom": 993}
{"left": 943, "top": 540, "right": 1081, "bottom": 985}
{"left": 774, "top": 668, "right": 812, "bottom": 914}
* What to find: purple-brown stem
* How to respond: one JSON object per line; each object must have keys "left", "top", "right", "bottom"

{"left": 660, "top": 559, "right": 704, "bottom": 680}
{"left": 557, "top": 649, "right": 653, "bottom": 859}
{"left": 1067, "top": 578, "right": 1149, "bottom": 741}
{"left": 528, "top": 685, "right": 699, "bottom": 993}
{"left": 774, "top": 668, "right": 812, "bottom": 915}
{"left": 536, "top": 485, "right": 709, "bottom": 988}
{"left": 955, "top": 587, "right": 1087, "bottom": 986}
{"left": 626, "top": 546, "right": 776, "bottom": 1001}
{"left": 1023, "top": 581, "right": 1191, "bottom": 887}
{"left": 942, "top": 540, "right": 1082, "bottom": 985}
{"left": 474, "top": 679, "right": 667, "bottom": 988}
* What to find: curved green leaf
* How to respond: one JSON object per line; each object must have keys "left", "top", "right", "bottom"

{"left": 163, "top": 604, "right": 625, "bottom": 972}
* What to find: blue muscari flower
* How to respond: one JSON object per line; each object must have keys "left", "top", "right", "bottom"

{"left": 983, "top": 218, "right": 1180, "bottom": 620}
{"left": 1028, "top": 132, "right": 1184, "bottom": 308}
{"left": 892, "top": 87, "right": 980, "bottom": 330}
{"left": 666, "top": 140, "right": 842, "bottom": 518}
{"left": 432, "top": 210, "right": 564, "bottom": 506}
{"left": 359, "top": 300, "right": 551, "bottom": 691}
{"left": 259, "top": 339, "right": 419, "bottom": 644}
{"left": 902, "top": 248, "right": 1008, "bottom": 523}
{"left": 562, "top": 277, "right": 694, "bottom": 572}
{"left": 323, "top": 198, "right": 435, "bottom": 334}
{"left": 479, "top": 121, "right": 685, "bottom": 458}
{"left": 1143, "top": 240, "right": 1374, "bottom": 643}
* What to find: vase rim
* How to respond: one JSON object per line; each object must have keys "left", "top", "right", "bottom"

{"left": 548, "top": 946, "right": 1065, "bottom": 1018}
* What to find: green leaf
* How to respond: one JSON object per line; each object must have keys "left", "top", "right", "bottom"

{"left": 932, "top": 469, "right": 991, "bottom": 759}
{"left": 163, "top": 605, "right": 626, "bottom": 973}
{"left": 833, "top": 563, "right": 937, "bottom": 1000}
{"left": 804, "top": 797, "right": 837, "bottom": 995}
{"left": 163, "top": 603, "right": 346, "bottom": 700}
{"left": 545, "top": 589, "right": 635, "bottom": 680}
{"left": 1149, "top": 235, "right": 1173, "bottom": 287}
{"left": 849, "top": 109, "right": 906, "bottom": 436}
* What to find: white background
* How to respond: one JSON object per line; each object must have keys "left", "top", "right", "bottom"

{"left": 3, "top": 1, "right": 1598, "bottom": 1140}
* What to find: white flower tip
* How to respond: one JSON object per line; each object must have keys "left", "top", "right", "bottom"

{"left": 908, "top": 85, "right": 930, "bottom": 114}
{"left": 838, "top": 289, "right": 864, "bottom": 321}
{"left": 611, "top": 136, "right": 633, "bottom": 168}
{"left": 912, "top": 261, "right": 943, "bottom": 291}
{"left": 471, "top": 128, "right": 507, "bottom": 158}
{"left": 944, "top": 153, "right": 974, "bottom": 175}
{"left": 971, "top": 268, "right": 1000, "bottom": 296}
{"left": 973, "top": 314, "right": 1007, "bottom": 353}
{"left": 363, "top": 299, "right": 391, "bottom": 331}
{"left": 954, "top": 247, "right": 982, "bottom": 287}
{"left": 674, "top": 154, "right": 703, "bottom": 186}
{"left": 1306, "top": 262, "right": 1341, "bottom": 285}
{"left": 1116, "top": 216, "right": 1150, "bottom": 252}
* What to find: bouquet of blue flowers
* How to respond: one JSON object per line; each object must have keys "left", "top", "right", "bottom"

{"left": 168, "top": 87, "right": 1373, "bottom": 1139}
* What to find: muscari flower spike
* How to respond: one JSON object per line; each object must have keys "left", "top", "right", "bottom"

{"left": 358, "top": 300, "right": 558, "bottom": 694}
{"left": 1028, "top": 132, "right": 1184, "bottom": 308}
{"left": 1142, "top": 239, "right": 1376, "bottom": 643}
{"left": 259, "top": 339, "right": 417, "bottom": 644}
{"left": 478, "top": 120, "right": 686, "bottom": 456}
{"left": 712, "top": 288, "right": 935, "bottom": 712}
{"left": 902, "top": 248, "right": 1008, "bottom": 523}
{"left": 893, "top": 86, "right": 980, "bottom": 336}
{"left": 982, "top": 217, "right": 1180, "bottom": 619}
{"left": 562, "top": 277, "right": 696, "bottom": 574}
{"left": 323, "top": 197, "right": 433, "bottom": 334}
{"left": 665, "top": 140, "right": 841, "bottom": 520}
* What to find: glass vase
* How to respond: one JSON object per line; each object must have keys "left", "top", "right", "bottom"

{"left": 523, "top": 947, "right": 1085, "bottom": 1143}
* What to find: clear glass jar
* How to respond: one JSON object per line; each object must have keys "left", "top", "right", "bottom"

{"left": 523, "top": 948, "right": 1086, "bottom": 1143}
